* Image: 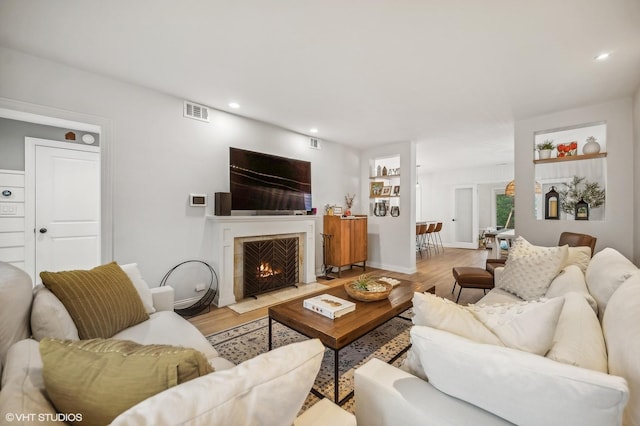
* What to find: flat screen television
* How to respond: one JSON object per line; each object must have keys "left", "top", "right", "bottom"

{"left": 229, "top": 147, "right": 312, "bottom": 212}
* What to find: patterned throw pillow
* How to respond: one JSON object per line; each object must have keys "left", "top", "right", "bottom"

{"left": 40, "top": 262, "right": 149, "bottom": 339}
{"left": 40, "top": 338, "right": 214, "bottom": 425}
{"left": 412, "top": 292, "right": 564, "bottom": 354}
{"left": 496, "top": 237, "right": 568, "bottom": 300}
{"left": 404, "top": 292, "right": 565, "bottom": 379}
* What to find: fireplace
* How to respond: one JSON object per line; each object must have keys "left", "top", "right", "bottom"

{"left": 207, "top": 215, "right": 316, "bottom": 307}
{"left": 243, "top": 237, "right": 299, "bottom": 298}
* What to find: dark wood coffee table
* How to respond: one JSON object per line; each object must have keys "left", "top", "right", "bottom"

{"left": 268, "top": 279, "right": 434, "bottom": 405}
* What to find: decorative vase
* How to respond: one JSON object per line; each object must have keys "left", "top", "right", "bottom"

{"left": 538, "top": 149, "right": 552, "bottom": 160}
{"left": 583, "top": 137, "right": 601, "bottom": 155}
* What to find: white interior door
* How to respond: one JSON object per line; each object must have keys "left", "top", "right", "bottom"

{"left": 25, "top": 138, "right": 100, "bottom": 283}
{"left": 451, "top": 185, "right": 478, "bottom": 249}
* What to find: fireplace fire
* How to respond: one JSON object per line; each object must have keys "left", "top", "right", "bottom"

{"left": 257, "top": 262, "right": 281, "bottom": 278}
{"left": 243, "top": 237, "right": 299, "bottom": 298}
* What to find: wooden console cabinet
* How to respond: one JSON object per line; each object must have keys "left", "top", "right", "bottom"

{"left": 323, "top": 215, "right": 367, "bottom": 277}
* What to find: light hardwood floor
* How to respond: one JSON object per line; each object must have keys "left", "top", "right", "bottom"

{"left": 188, "top": 247, "right": 492, "bottom": 336}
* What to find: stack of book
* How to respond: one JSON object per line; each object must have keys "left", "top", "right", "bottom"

{"left": 303, "top": 294, "right": 356, "bottom": 319}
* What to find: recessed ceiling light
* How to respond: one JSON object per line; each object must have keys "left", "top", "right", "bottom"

{"left": 228, "top": 102, "right": 240, "bottom": 109}
{"left": 310, "top": 128, "right": 318, "bottom": 133}
{"left": 594, "top": 53, "right": 610, "bottom": 61}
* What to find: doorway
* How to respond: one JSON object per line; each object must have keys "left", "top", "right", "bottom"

{"left": 25, "top": 138, "right": 101, "bottom": 283}
{"left": 451, "top": 185, "right": 478, "bottom": 249}
{"left": 0, "top": 101, "right": 110, "bottom": 285}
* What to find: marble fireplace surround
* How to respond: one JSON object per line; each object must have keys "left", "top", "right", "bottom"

{"left": 207, "top": 216, "right": 316, "bottom": 307}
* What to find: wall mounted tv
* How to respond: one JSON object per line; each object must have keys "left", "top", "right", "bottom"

{"left": 229, "top": 147, "right": 312, "bottom": 212}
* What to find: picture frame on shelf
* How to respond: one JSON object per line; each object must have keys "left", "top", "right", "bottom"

{"left": 333, "top": 206, "right": 343, "bottom": 215}
{"left": 392, "top": 185, "right": 400, "bottom": 196}
{"left": 381, "top": 186, "right": 392, "bottom": 196}
{"left": 370, "top": 181, "right": 384, "bottom": 197}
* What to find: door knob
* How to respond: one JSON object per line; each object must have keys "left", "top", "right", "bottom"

{"left": 39, "top": 228, "right": 47, "bottom": 234}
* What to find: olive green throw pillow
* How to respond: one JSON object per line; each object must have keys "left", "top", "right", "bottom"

{"left": 40, "top": 338, "right": 214, "bottom": 426}
{"left": 40, "top": 262, "right": 149, "bottom": 339}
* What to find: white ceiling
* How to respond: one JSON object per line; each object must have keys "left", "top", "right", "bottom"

{"left": 1, "top": 0, "right": 639, "bottom": 172}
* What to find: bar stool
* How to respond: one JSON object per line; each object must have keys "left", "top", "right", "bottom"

{"left": 416, "top": 223, "right": 427, "bottom": 258}
{"left": 425, "top": 222, "right": 437, "bottom": 255}
{"left": 433, "top": 222, "right": 444, "bottom": 252}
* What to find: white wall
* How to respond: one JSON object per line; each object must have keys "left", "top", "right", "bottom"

{"left": 0, "top": 47, "right": 360, "bottom": 300}
{"left": 361, "top": 141, "right": 416, "bottom": 274}
{"left": 515, "top": 98, "right": 635, "bottom": 260}
{"left": 634, "top": 85, "right": 640, "bottom": 265}
{"left": 418, "top": 163, "right": 514, "bottom": 244}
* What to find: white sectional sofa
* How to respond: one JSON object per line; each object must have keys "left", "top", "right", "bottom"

{"left": 0, "top": 262, "right": 336, "bottom": 426}
{"left": 355, "top": 246, "right": 640, "bottom": 425}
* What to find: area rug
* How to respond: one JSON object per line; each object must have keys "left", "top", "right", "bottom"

{"left": 227, "top": 282, "right": 328, "bottom": 314}
{"left": 207, "top": 310, "right": 413, "bottom": 414}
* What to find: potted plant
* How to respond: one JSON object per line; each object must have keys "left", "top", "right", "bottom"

{"left": 536, "top": 140, "right": 555, "bottom": 159}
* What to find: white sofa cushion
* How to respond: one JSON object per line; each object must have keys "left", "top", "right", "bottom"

{"left": 476, "top": 287, "right": 522, "bottom": 304}
{"left": 546, "top": 292, "right": 608, "bottom": 372}
{"left": 120, "top": 263, "right": 156, "bottom": 314}
{"left": 111, "top": 339, "right": 325, "bottom": 426}
{"left": 602, "top": 271, "right": 640, "bottom": 425}
{"left": 411, "top": 326, "right": 629, "bottom": 426}
{"left": 496, "top": 237, "right": 568, "bottom": 300}
{"left": 546, "top": 264, "right": 598, "bottom": 313}
{"left": 0, "top": 340, "right": 59, "bottom": 425}
{"left": 586, "top": 248, "right": 638, "bottom": 321}
{"left": 31, "top": 287, "right": 80, "bottom": 341}
{"left": 111, "top": 310, "right": 233, "bottom": 369}
{"left": 0, "top": 263, "right": 32, "bottom": 370}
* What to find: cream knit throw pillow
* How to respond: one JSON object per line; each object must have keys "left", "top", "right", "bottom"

{"left": 496, "top": 237, "right": 568, "bottom": 301}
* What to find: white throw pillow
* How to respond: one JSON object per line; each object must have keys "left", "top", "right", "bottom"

{"left": 412, "top": 292, "right": 563, "bottom": 354}
{"left": 404, "top": 293, "right": 564, "bottom": 379}
{"left": 564, "top": 246, "right": 592, "bottom": 272}
{"left": 411, "top": 326, "right": 629, "bottom": 426}
{"left": 412, "top": 292, "right": 503, "bottom": 346}
{"left": 546, "top": 292, "right": 608, "bottom": 372}
{"left": 466, "top": 297, "right": 564, "bottom": 355}
{"left": 586, "top": 248, "right": 638, "bottom": 321}
{"left": 31, "top": 287, "right": 80, "bottom": 341}
{"left": 496, "top": 237, "right": 568, "bottom": 300}
{"left": 110, "top": 339, "right": 325, "bottom": 426}
{"left": 120, "top": 263, "right": 156, "bottom": 314}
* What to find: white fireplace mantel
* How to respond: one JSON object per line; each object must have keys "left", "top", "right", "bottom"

{"left": 206, "top": 215, "right": 316, "bottom": 307}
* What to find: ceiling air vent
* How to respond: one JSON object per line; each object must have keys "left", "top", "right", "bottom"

{"left": 183, "top": 101, "right": 210, "bottom": 122}
{"left": 309, "top": 138, "right": 321, "bottom": 150}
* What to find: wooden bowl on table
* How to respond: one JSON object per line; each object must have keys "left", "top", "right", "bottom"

{"left": 344, "top": 278, "right": 393, "bottom": 302}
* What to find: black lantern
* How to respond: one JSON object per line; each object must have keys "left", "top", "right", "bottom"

{"left": 575, "top": 198, "right": 589, "bottom": 220}
{"left": 545, "top": 186, "right": 560, "bottom": 220}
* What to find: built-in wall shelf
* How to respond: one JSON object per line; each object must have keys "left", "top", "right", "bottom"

{"left": 533, "top": 152, "right": 607, "bottom": 165}
{"left": 369, "top": 174, "right": 400, "bottom": 179}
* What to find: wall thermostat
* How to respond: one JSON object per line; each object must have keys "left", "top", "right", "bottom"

{"left": 190, "top": 193, "right": 207, "bottom": 207}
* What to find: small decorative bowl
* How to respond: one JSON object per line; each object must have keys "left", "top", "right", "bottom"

{"left": 344, "top": 281, "right": 393, "bottom": 302}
